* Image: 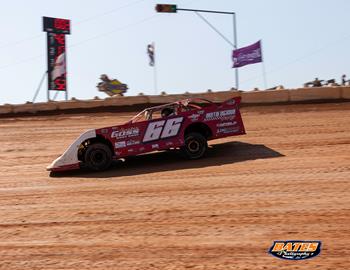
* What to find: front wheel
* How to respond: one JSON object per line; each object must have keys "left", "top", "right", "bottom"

{"left": 182, "top": 132, "right": 208, "bottom": 159}
{"left": 84, "top": 143, "right": 112, "bottom": 171}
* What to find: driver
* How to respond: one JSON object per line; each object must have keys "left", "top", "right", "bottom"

{"left": 161, "top": 107, "right": 175, "bottom": 118}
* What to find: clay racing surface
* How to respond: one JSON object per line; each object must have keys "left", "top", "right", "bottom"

{"left": 0, "top": 103, "right": 349, "bottom": 269}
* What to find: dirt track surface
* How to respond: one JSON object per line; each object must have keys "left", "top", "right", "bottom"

{"left": 0, "top": 102, "right": 349, "bottom": 269}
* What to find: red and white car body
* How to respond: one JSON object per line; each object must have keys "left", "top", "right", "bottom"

{"left": 47, "top": 96, "right": 245, "bottom": 172}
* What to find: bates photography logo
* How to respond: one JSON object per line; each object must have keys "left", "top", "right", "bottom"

{"left": 269, "top": 240, "right": 321, "bottom": 260}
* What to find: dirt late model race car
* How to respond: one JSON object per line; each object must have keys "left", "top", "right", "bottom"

{"left": 47, "top": 97, "right": 246, "bottom": 172}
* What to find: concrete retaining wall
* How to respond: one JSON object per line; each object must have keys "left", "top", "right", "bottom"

{"left": 341, "top": 87, "right": 350, "bottom": 99}
{"left": 146, "top": 91, "right": 240, "bottom": 104}
{"left": 148, "top": 94, "right": 190, "bottom": 104}
{"left": 289, "top": 87, "right": 342, "bottom": 102}
{"left": 102, "top": 96, "right": 150, "bottom": 107}
{"left": 241, "top": 90, "right": 289, "bottom": 104}
{"left": 12, "top": 102, "right": 58, "bottom": 114}
{"left": 0, "top": 104, "right": 13, "bottom": 114}
{"left": 57, "top": 100, "right": 104, "bottom": 110}
{"left": 200, "top": 91, "right": 240, "bottom": 102}
{"left": 1, "top": 87, "right": 349, "bottom": 117}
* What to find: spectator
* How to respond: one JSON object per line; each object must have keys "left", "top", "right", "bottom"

{"left": 313, "top": 78, "right": 322, "bottom": 87}
{"left": 341, "top": 74, "right": 347, "bottom": 86}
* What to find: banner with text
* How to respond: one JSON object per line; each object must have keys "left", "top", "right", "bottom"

{"left": 232, "top": 40, "right": 262, "bottom": 68}
{"left": 47, "top": 33, "right": 66, "bottom": 91}
{"left": 43, "top": 17, "right": 70, "bottom": 91}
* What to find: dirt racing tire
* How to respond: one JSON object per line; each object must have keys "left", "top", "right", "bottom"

{"left": 84, "top": 143, "right": 112, "bottom": 171}
{"left": 182, "top": 132, "right": 208, "bottom": 160}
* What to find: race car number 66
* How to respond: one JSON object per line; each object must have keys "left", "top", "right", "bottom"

{"left": 143, "top": 117, "right": 183, "bottom": 143}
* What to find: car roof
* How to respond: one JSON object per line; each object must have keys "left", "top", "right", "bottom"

{"left": 129, "top": 98, "right": 215, "bottom": 123}
{"left": 144, "top": 98, "right": 214, "bottom": 111}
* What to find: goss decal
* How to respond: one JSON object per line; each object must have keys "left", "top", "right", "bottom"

{"left": 111, "top": 127, "right": 139, "bottom": 139}
{"left": 204, "top": 109, "right": 236, "bottom": 121}
{"left": 217, "top": 121, "right": 237, "bottom": 128}
{"left": 269, "top": 241, "right": 322, "bottom": 260}
{"left": 115, "top": 141, "right": 126, "bottom": 149}
{"left": 143, "top": 117, "right": 183, "bottom": 143}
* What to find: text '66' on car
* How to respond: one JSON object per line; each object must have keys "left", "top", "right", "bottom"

{"left": 47, "top": 97, "right": 246, "bottom": 172}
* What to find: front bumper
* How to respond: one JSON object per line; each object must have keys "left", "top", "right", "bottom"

{"left": 47, "top": 129, "right": 96, "bottom": 172}
{"left": 46, "top": 160, "right": 80, "bottom": 172}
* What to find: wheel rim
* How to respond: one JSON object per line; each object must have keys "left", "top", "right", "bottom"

{"left": 91, "top": 150, "right": 107, "bottom": 166}
{"left": 188, "top": 140, "right": 200, "bottom": 153}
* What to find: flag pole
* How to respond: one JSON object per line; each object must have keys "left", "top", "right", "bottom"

{"left": 262, "top": 62, "right": 267, "bottom": 90}
{"left": 260, "top": 40, "right": 268, "bottom": 89}
{"left": 154, "top": 64, "right": 158, "bottom": 95}
{"left": 233, "top": 13, "right": 239, "bottom": 90}
{"left": 152, "top": 42, "right": 158, "bottom": 95}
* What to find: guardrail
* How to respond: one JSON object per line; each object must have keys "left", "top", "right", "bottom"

{"left": 1, "top": 87, "right": 349, "bottom": 117}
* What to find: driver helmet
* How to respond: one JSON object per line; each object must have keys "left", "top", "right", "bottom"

{"left": 161, "top": 107, "right": 174, "bottom": 118}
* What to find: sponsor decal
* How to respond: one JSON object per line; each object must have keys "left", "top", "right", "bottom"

{"left": 139, "top": 146, "right": 145, "bottom": 151}
{"left": 217, "top": 121, "right": 237, "bottom": 128}
{"left": 217, "top": 127, "right": 240, "bottom": 134}
{"left": 143, "top": 117, "right": 184, "bottom": 143}
{"left": 166, "top": 141, "right": 174, "bottom": 146}
{"left": 126, "top": 139, "right": 140, "bottom": 146}
{"left": 188, "top": 114, "right": 200, "bottom": 122}
{"left": 152, "top": 144, "right": 159, "bottom": 149}
{"left": 115, "top": 141, "right": 126, "bottom": 149}
{"left": 269, "top": 241, "right": 322, "bottom": 260}
{"left": 197, "top": 110, "right": 204, "bottom": 115}
{"left": 204, "top": 109, "right": 236, "bottom": 121}
{"left": 128, "top": 148, "right": 134, "bottom": 153}
{"left": 100, "top": 128, "right": 108, "bottom": 134}
{"left": 111, "top": 127, "right": 139, "bottom": 139}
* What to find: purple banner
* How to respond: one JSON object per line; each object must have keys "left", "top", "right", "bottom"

{"left": 232, "top": 40, "right": 262, "bottom": 68}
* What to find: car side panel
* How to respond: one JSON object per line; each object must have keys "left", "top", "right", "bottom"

{"left": 95, "top": 96, "right": 245, "bottom": 158}
{"left": 178, "top": 96, "right": 245, "bottom": 141}
{"left": 96, "top": 118, "right": 186, "bottom": 158}
{"left": 205, "top": 97, "right": 246, "bottom": 140}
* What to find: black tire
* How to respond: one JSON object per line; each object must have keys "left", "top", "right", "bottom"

{"left": 84, "top": 143, "right": 112, "bottom": 171}
{"left": 182, "top": 132, "right": 208, "bottom": 159}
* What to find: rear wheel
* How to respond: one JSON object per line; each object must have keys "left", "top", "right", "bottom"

{"left": 182, "top": 132, "right": 208, "bottom": 159}
{"left": 84, "top": 143, "right": 112, "bottom": 171}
